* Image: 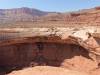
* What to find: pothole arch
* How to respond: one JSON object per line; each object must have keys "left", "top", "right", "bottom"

{"left": 0, "top": 42, "right": 98, "bottom": 74}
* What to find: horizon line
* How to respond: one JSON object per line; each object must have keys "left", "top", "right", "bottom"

{"left": 0, "top": 6, "right": 100, "bottom": 13}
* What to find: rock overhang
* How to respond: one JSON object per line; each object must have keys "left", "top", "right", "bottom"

{"left": 0, "top": 27, "right": 100, "bottom": 74}
{"left": 0, "top": 27, "right": 100, "bottom": 55}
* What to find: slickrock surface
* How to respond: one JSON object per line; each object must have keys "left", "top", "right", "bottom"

{"left": 8, "top": 66, "right": 88, "bottom": 75}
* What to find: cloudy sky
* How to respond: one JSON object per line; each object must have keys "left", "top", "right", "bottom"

{"left": 0, "top": 0, "right": 100, "bottom": 12}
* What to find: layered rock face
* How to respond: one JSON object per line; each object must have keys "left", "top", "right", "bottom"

{"left": 0, "top": 27, "right": 100, "bottom": 75}
{"left": 0, "top": 7, "right": 100, "bottom": 28}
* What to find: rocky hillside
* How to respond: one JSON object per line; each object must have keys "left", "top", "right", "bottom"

{"left": 0, "top": 7, "right": 48, "bottom": 23}
{"left": 39, "top": 6, "right": 100, "bottom": 26}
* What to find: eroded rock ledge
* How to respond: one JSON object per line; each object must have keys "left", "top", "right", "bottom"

{"left": 0, "top": 27, "right": 100, "bottom": 54}
{"left": 0, "top": 27, "right": 100, "bottom": 74}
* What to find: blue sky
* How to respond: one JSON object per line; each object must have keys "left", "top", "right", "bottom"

{"left": 0, "top": 0, "right": 100, "bottom": 12}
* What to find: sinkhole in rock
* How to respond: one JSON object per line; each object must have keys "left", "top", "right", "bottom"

{"left": 0, "top": 42, "right": 95, "bottom": 74}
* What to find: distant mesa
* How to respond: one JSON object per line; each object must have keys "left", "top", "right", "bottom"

{"left": 0, "top": 6, "right": 100, "bottom": 27}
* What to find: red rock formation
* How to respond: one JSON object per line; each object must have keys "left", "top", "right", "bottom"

{"left": 0, "top": 27, "right": 99, "bottom": 75}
